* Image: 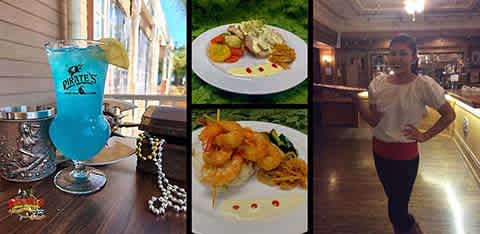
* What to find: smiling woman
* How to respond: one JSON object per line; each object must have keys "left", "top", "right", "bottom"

{"left": 333, "top": 34, "right": 456, "bottom": 234}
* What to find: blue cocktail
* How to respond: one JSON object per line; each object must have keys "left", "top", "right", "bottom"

{"left": 45, "top": 40, "right": 110, "bottom": 194}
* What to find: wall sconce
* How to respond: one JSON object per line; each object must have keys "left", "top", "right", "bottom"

{"left": 322, "top": 55, "right": 333, "bottom": 76}
{"left": 322, "top": 55, "right": 333, "bottom": 64}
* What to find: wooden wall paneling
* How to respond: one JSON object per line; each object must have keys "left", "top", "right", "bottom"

{"left": 342, "top": 29, "right": 480, "bottom": 40}
{"left": 0, "top": 60, "right": 51, "bottom": 78}
{"left": 314, "top": 20, "right": 338, "bottom": 47}
{"left": 0, "top": 1, "right": 60, "bottom": 38}
{"left": 3, "top": 0, "right": 62, "bottom": 25}
{"left": 0, "top": 0, "right": 64, "bottom": 106}
{"left": 0, "top": 78, "right": 52, "bottom": 94}
{"left": 36, "top": 0, "right": 62, "bottom": 12}
{"left": 0, "top": 40, "right": 47, "bottom": 63}
{"left": 0, "top": 21, "right": 55, "bottom": 48}
{"left": 0, "top": 92, "right": 55, "bottom": 107}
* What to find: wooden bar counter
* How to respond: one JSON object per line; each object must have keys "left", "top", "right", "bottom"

{"left": 447, "top": 89, "right": 480, "bottom": 108}
{"left": 314, "top": 86, "right": 359, "bottom": 127}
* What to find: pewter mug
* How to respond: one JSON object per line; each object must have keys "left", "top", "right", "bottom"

{"left": 0, "top": 105, "right": 56, "bottom": 182}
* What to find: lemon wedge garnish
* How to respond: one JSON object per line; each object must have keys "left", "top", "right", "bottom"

{"left": 99, "top": 38, "right": 129, "bottom": 69}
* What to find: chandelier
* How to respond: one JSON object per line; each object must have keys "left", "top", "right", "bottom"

{"left": 404, "top": 0, "right": 425, "bottom": 21}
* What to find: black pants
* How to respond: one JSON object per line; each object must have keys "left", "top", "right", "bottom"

{"left": 374, "top": 154, "right": 419, "bottom": 232}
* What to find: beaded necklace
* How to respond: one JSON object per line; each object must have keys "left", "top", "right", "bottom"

{"left": 136, "top": 132, "right": 187, "bottom": 215}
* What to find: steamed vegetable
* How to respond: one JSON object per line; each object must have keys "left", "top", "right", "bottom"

{"left": 208, "top": 44, "right": 231, "bottom": 62}
{"left": 266, "top": 129, "right": 297, "bottom": 155}
{"left": 224, "top": 35, "right": 242, "bottom": 48}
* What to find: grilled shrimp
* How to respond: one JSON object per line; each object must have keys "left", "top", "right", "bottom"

{"left": 199, "top": 123, "right": 224, "bottom": 144}
{"left": 200, "top": 154, "right": 244, "bottom": 187}
{"left": 203, "top": 148, "right": 233, "bottom": 166}
{"left": 257, "top": 144, "right": 285, "bottom": 171}
{"left": 235, "top": 132, "right": 269, "bottom": 162}
{"left": 214, "top": 130, "right": 245, "bottom": 149}
{"left": 217, "top": 120, "right": 243, "bottom": 132}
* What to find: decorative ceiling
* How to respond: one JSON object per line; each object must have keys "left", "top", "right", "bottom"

{"left": 315, "top": 0, "right": 480, "bottom": 32}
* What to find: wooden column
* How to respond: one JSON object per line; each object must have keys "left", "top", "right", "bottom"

{"left": 67, "top": 0, "right": 88, "bottom": 39}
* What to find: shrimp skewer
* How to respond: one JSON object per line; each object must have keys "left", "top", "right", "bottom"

{"left": 235, "top": 133, "right": 269, "bottom": 162}
{"left": 200, "top": 154, "right": 244, "bottom": 207}
{"left": 203, "top": 148, "right": 233, "bottom": 166}
{"left": 200, "top": 154, "right": 244, "bottom": 187}
{"left": 214, "top": 130, "right": 245, "bottom": 149}
{"left": 257, "top": 144, "right": 285, "bottom": 171}
{"left": 196, "top": 112, "right": 298, "bottom": 207}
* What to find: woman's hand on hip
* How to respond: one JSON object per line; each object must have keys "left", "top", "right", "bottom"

{"left": 403, "top": 125, "right": 428, "bottom": 142}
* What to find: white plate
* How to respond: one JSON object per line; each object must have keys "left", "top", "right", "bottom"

{"left": 192, "top": 24, "right": 307, "bottom": 95}
{"left": 56, "top": 136, "right": 136, "bottom": 166}
{"left": 192, "top": 121, "right": 308, "bottom": 234}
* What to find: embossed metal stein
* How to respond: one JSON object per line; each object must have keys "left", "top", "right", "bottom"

{"left": 0, "top": 105, "right": 56, "bottom": 182}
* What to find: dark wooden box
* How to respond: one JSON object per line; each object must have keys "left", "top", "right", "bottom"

{"left": 136, "top": 106, "right": 186, "bottom": 183}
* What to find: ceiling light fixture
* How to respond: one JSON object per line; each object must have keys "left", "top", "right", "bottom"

{"left": 404, "top": 0, "right": 425, "bottom": 22}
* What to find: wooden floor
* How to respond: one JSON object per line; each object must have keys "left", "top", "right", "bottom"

{"left": 313, "top": 129, "right": 480, "bottom": 234}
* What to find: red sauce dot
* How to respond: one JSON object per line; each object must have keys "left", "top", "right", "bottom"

{"left": 272, "top": 64, "right": 278, "bottom": 68}
{"left": 272, "top": 200, "right": 280, "bottom": 207}
{"left": 246, "top": 67, "right": 252, "bottom": 73}
{"left": 250, "top": 203, "right": 258, "bottom": 209}
{"left": 258, "top": 67, "right": 264, "bottom": 72}
{"left": 233, "top": 205, "right": 240, "bottom": 210}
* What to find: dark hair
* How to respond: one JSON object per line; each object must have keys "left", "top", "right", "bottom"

{"left": 389, "top": 34, "right": 419, "bottom": 75}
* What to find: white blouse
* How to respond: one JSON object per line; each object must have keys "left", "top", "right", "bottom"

{"left": 368, "top": 74, "right": 446, "bottom": 143}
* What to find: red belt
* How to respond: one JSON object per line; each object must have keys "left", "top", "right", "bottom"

{"left": 373, "top": 137, "right": 419, "bottom": 160}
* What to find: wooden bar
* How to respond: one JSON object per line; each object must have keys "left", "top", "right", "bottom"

{"left": 447, "top": 89, "right": 480, "bottom": 108}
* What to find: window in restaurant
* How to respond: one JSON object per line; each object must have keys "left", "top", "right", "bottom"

{"left": 93, "top": 0, "right": 107, "bottom": 40}
{"left": 144, "top": 0, "right": 153, "bottom": 15}
{"left": 93, "top": 0, "right": 130, "bottom": 94}
{"left": 136, "top": 29, "right": 151, "bottom": 94}
{"left": 108, "top": 2, "right": 130, "bottom": 94}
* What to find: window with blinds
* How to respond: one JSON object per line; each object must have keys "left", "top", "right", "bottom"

{"left": 136, "top": 29, "right": 151, "bottom": 94}
{"left": 93, "top": 0, "right": 130, "bottom": 94}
